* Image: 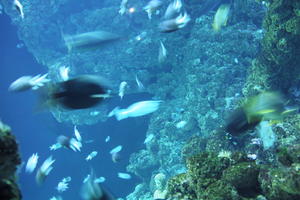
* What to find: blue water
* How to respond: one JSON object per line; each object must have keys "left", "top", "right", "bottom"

{"left": 0, "top": 13, "right": 151, "bottom": 199}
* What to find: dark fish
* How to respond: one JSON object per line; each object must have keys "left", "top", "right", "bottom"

{"left": 50, "top": 75, "right": 111, "bottom": 109}
{"left": 224, "top": 108, "right": 259, "bottom": 136}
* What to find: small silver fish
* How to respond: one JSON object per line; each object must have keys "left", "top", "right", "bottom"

{"left": 118, "top": 81, "right": 127, "bottom": 100}
{"left": 13, "top": 0, "right": 24, "bottom": 19}
{"left": 117, "top": 172, "right": 131, "bottom": 180}
{"left": 158, "top": 41, "right": 167, "bottom": 63}
{"left": 143, "top": 0, "right": 163, "bottom": 19}
{"left": 159, "top": 12, "right": 191, "bottom": 33}
{"left": 164, "top": 0, "right": 182, "bottom": 20}
{"left": 86, "top": 151, "right": 98, "bottom": 161}
{"left": 36, "top": 156, "right": 55, "bottom": 185}
{"left": 25, "top": 153, "right": 39, "bottom": 173}
{"left": 9, "top": 73, "right": 49, "bottom": 92}
{"left": 109, "top": 100, "right": 162, "bottom": 121}
{"left": 135, "top": 75, "right": 145, "bottom": 91}
{"left": 110, "top": 145, "right": 122, "bottom": 154}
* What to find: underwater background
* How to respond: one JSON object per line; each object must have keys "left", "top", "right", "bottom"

{"left": 0, "top": 0, "right": 300, "bottom": 200}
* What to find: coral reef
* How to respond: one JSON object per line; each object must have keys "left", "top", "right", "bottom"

{"left": 167, "top": 150, "right": 300, "bottom": 200}
{"left": 0, "top": 121, "right": 22, "bottom": 200}
{"left": 243, "top": 0, "right": 300, "bottom": 96}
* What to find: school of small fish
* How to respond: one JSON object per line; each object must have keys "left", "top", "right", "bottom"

{"left": 5, "top": 0, "right": 234, "bottom": 199}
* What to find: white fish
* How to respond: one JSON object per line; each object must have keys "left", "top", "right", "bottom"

{"left": 16, "top": 43, "right": 24, "bottom": 48}
{"left": 105, "top": 136, "right": 110, "bottom": 143}
{"left": 176, "top": 120, "right": 187, "bottom": 129}
{"left": 164, "top": 0, "right": 182, "bottom": 20}
{"left": 109, "top": 100, "right": 162, "bottom": 121}
{"left": 83, "top": 174, "right": 90, "bottom": 183}
{"left": 110, "top": 145, "right": 122, "bottom": 154}
{"left": 247, "top": 154, "right": 257, "bottom": 160}
{"left": 143, "top": 0, "right": 163, "bottom": 19}
{"left": 119, "top": 0, "right": 128, "bottom": 15}
{"left": 25, "top": 153, "right": 39, "bottom": 173}
{"left": 9, "top": 73, "right": 50, "bottom": 92}
{"left": 118, "top": 81, "right": 127, "bottom": 100}
{"left": 69, "top": 138, "right": 82, "bottom": 152}
{"left": 144, "top": 134, "right": 154, "bottom": 144}
{"left": 56, "top": 176, "right": 71, "bottom": 193}
{"left": 158, "top": 41, "right": 167, "bottom": 63}
{"left": 94, "top": 176, "right": 106, "bottom": 183}
{"left": 117, "top": 172, "right": 131, "bottom": 180}
{"left": 50, "top": 196, "right": 62, "bottom": 200}
{"left": 36, "top": 156, "right": 55, "bottom": 185}
{"left": 159, "top": 12, "right": 191, "bottom": 33}
{"left": 135, "top": 75, "right": 145, "bottom": 91}
{"left": 13, "top": 0, "right": 24, "bottom": 19}
{"left": 86, "top": 151, "right": 98, "bottom": 161}
{"left": 74, "top": 126, "right": 82, "bottom": 142}
{"left": 90, "top": 111, "right": 100, "bottom": 116}
{"left": 59, "top": 66, "right": 70, "bottom": 81}
{"left": 49, "top": 143, "right": 62, "bottom": 151}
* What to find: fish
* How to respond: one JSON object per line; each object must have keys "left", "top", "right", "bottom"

{"left": 158, "top": 41, "right": 167, "bottom": 63}
{"left": 105, "top": 136, "right": 110, "bottom": 143}
{"left": 59, "top": 66, "right": 70, "bottom": 81}
{"left": 83, "top": 174, "right": 90, "bottom": 183}
{"left": 111, "top": 152, "right": 121, "bottom": 163}
{"left": 51, "top": 135, "right": 82, "bottom": 152}
{"left": 13, "top": 0, "right": 24, "bottom": 19}
{"left": 164, "top": 0, "right": 182, "bottom": 20}
{"left": 225, "top": 92, "right": 286, "bottom": 135}
{"left": 117, "top": 172, "right": 131, "bottom": 180}
{"left": 118, "top": 81, "right": 127, "bottom": 100}
{"left": 109, "top": 100, "right": 162, "bottom": 121}
{"left": 110, "top": 145, "right": 122, "bottom": 154}
{"left": 9, "top": 73, "right": 50, "bottom": 92}
{"left": 144, "top": 134, "right": 154, "bottom": 144}
{"left": 119, "top": 0, "right": 128, "bottom": 15}
{"left": 176, "top": 120, "right": 187, "bottom": 129}
{"left": 64, "top": 31, "right": 121, "bottom": 52}
{"left": 25, "top": 153, "right": 39, "bottom": 173}
{"left": 36, "top": 156, "right": 55, "bottom": 185}
{"left": 143, "top": 0, "right": 163, "bottom": 19}
{"left": 81, "top": 170, "right": 116, "bottom": 200}
{"left": 94, "top": 176, "right": 106, "bottom": 183}
{"left": 135, "top": 75, "right": 145, "bottom": 91}
{"left": 158, "top": 12, "right": 191, "bottom": 33}
{"left": 50, "top": 196, "right": 63, "bottom": 200}
{"left": 48, "top": 75, "right": 111, "bottom": 109}
{"left": 74, "top": 126, "right": 82, "bottom": 142}
{"left": 86, "top": 151, "right": 98, "bottom": 161}
{"left": 212, "top": 4, "right": 230, "bottom": 32}
{"left": 56, "top": 177, "right": 71, "bottom": 193}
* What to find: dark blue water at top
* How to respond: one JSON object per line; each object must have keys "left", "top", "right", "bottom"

{"left": 0, "top": 14, "right": 149, "bottom": 200}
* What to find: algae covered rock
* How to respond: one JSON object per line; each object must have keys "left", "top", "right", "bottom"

{"left": 166, "top": 151, "right": 261, "bottom": 200}
{"left": 259, "top": 167, "right": 300, "bottom": 200}
{"left": 0, "top": 121, "right": 22, "bottom": 200}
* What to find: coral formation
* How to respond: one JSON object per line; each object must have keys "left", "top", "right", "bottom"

{"left": 0, "top": 121, "right": 22, "bottom": 200}
{"left": 243, "top": 0, "right": 300, "bottom": 96}
{"left": 166, "top": 150, "right": 300, "bottom": 200}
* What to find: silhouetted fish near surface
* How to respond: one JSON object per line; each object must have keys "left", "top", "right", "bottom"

{"left": 49, "top": 75, "right": 111, "bottom": 109}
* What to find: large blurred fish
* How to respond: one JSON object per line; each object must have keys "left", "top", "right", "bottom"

{"left": 81, "top": 170, "right": 115, "bottom": 200}
{"left": 64, "top": 31, "right": 122, "bottom": 52}
{"left": 47, "top": 75, "right": 111, "bottom": 109}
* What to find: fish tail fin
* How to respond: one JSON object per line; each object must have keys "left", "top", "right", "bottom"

{"left": 114, "top": 108, "right": 127, "bottom": 121}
